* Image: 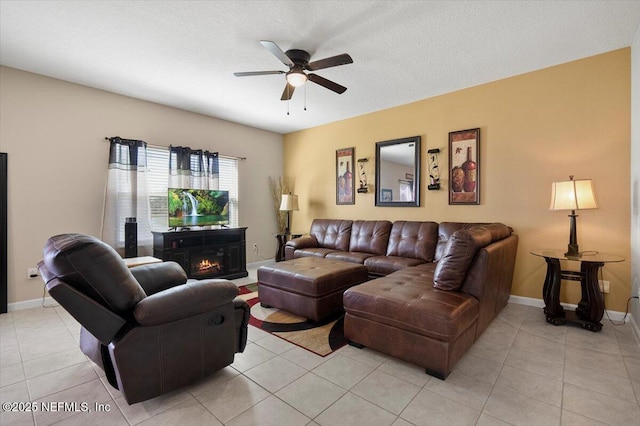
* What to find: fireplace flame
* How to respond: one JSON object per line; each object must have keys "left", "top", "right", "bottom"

{"left": 197, "top": 259, "right": 221, "bottom": 273}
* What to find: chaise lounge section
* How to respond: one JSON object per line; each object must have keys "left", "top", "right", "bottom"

{"left": 284, "top": 219, "right": 518, "bottom": 379}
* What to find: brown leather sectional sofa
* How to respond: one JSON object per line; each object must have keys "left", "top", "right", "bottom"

{"left": 284, "top": 219, "right": 518, "bottom": 379}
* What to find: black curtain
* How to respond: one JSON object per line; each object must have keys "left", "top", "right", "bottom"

{"left": 169, "top": 145, "right": 219, "bottom": 189}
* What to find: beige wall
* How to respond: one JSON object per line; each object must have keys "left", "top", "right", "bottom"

{"left": 0, "top": 66, "right": 283, "bottom": 305}
{"left": 284, "top": 49, "right": 631, "bottom": 312}
{"left": 632, "top": 27, "right": 640, "bottom": 330}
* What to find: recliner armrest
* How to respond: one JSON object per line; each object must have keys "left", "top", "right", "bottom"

{"left": 286, "top": 236, "right": 319, "bottom": 250}
{"left": 46, "top": 278, "right": 127, "bottom": 345}
{"left": 129, "top": 261, "right": 187, "bottom": 295}
{"left": 134, "top": 279, "right": 239, "bottom": 326}
{"left": 233, "top": 298, "right": 250, "bottom": 353}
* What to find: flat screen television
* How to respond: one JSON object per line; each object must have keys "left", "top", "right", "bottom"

{"left": 168, "top": 188, "right": 229, "bottom": 228}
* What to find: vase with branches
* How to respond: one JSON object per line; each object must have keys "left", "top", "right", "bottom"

{"left": 268, "top": 176, "right": 295, "bottom": 233}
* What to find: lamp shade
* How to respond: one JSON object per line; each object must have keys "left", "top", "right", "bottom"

{"left": 279, "top": 194, "right": 299, "bottom": 211}
{"left": 550, "top": 178, "right": 597, "bottom": 211}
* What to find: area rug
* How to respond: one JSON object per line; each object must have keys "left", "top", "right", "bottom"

{"left": 237, "top": 284, "right": 347, "bottom": 356}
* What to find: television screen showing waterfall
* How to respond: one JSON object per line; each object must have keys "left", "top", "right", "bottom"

{"left": 168, "top": 189, "right": 230, "bottom": 228}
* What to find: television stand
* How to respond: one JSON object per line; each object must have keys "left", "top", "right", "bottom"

{"left": 152, "top": 228, "right": 247, "bottom": 280}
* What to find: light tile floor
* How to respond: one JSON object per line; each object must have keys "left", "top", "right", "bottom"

{"left": 1, "top": 268, "right": 639, "bottom": 425}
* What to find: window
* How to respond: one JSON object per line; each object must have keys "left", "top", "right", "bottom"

{"left": 147, "top": 145, "right": 238, "bottom": 230}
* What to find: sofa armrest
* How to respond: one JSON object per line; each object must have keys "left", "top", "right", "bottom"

{"left": 134, "top": 279, "right": 239, "bottom": 326}
{"left": 285, "top": 236, "right": 319, "bottom": 250}
{"left": 284, "top": 236, "right": 319, "bottom": 260}
{"left": 129, "top": 261, "right": 187, "bottom": 296}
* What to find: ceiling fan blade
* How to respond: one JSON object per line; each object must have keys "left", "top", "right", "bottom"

{"left": 280, "top": 83, "right": 296, "bottom": 101}
{"left": 260, "top": 40, "right": 294, "bottom": 67}
{"left": 307, "top": 53, "right": 353, "bottom": 71}
{"left": 308, "top": 74, "right": 347, "bottom": 94}
{"left": 234, "top": 70, "right": 285, "bottom": 77}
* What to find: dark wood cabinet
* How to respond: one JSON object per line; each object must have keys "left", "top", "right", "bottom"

{"left": 152, "top": 228, "right": 248, "bottom": 280}
{"left": 1, "top": 153, "right": 6, "bottom": 313}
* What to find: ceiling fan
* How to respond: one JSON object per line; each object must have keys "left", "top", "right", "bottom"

{"left": 234, "top": 40, "right": 353, "bottom": 101}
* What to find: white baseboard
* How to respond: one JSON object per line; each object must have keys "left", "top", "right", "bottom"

{"left": 8, "top": 296, "right": 59, "bottom": 312}
{"left": 509, "top": 295, "right": 629, "bottom": 322}
{"left": 631, "top": 314, "right": 640, "bottom": 341}
{"left": 247, "top": 259, "right": 275, "bottom": 269}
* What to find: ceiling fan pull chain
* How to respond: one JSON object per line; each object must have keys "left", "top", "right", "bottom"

{"left": 286, "top": 82, "right": 290, "bottom": 115}
{"left": 304, "top": 85, "right": 307, "bottom": 111}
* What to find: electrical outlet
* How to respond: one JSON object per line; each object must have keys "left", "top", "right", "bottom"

{"left": 598, "top": 280, "right": 610, "bottom": 294}
{"left": 27, "top": 267, "right": 39, "bottom": 279}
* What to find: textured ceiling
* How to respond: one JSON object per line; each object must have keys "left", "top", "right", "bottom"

{"left": 1, "top": 1, "right": 639, "bottom": 135}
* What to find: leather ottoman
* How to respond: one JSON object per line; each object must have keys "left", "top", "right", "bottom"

{"left": 257, "top": 257, "right": 369, "bottom": 322}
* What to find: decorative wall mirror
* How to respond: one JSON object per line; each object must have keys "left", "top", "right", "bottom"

{"left": 375, "top": 136, "right": 421, "bottom": 207}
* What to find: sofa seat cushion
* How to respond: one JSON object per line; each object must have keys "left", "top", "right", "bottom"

{"left": 343, "top": 269, "right": 479, "bottom": 342}
{"left": 294, "top": 248, "right": 339, "bottom": 258}
{"left": 397, "top": 261, "right": 438, "bottom": 275}
{"left": 364, "top": 256, "right": 427, "bottom": 276}
{"left": 325, "top": 251, "right": 374, "bottom": 264}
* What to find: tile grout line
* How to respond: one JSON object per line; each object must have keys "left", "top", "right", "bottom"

{"left": 3, "top": 296, "right": 638, "bottom": 426}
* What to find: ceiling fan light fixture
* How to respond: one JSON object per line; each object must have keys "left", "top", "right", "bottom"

{"left": 286, "top": 70, "right": 307, "bottom": 87}
{"left": 235, "top": 41, "right": 351, "bottom": 100}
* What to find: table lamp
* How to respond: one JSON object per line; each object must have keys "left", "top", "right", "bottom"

{"left": 279, "top": 193, "right": 299, "bottom": 234}
{"left": 549, "top": 175, "right": 597, "bottom": 258}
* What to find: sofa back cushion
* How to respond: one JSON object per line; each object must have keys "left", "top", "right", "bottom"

{"left": 435, "top": 222, "right": 512, "bottom": 262}
{"left": 310, "top": 219, "right": 353, "bottom": 251}
{"left": 43, "top": 233, "right": 146, "bottom": 317}
{"left": 433, "top": 223, "right": 512, "bottom": 291}
{"left": 435, "top": 223, "right": 466, "bottom": 262}
{"left": 386, "top": 221, "right": 439, "bottom": 261}
{"left": 433, "top": 227, "right": 493, "bottom": 291}
{"left": 349, "top": 220, "right": 392, "bottom": 255}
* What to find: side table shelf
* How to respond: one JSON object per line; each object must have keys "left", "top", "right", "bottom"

{"left": 531, "top": 249, "right": 624, "bottom": 332}
{"left": 274, "top": 233, "right": 303, "bottom": 262}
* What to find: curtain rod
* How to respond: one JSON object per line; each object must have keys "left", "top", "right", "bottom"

{"left": 103, "top": 137, "right": 247, "bottom": 160}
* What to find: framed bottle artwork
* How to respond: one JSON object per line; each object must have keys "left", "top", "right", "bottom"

{"left": 449, "top": 128, "right": 480, "bottom": 205}
{"left": 336, "top": 147, "right": 355, "bottom": 205}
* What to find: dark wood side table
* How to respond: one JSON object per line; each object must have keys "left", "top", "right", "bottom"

{"left": 274, "top": 233, "right": 303, "bottom": 262}
{"left": 531, "top": 250, "right": 624, "bottom": 332}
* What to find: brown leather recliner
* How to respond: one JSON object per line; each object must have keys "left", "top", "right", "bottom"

{"left": 38, "top": 233, "right": 250, "bottom": 405}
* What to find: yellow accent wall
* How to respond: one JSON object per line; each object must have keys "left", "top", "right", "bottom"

{"left": 283, "top": 48, "right": 631, "bottom": 312}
